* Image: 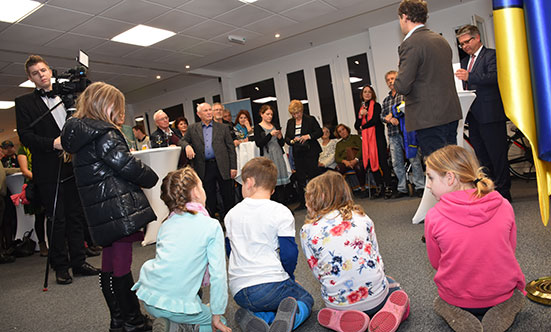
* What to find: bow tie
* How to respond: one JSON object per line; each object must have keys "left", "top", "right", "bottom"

{"left": 35, "top": 89, "right": 56, "bottom": 98}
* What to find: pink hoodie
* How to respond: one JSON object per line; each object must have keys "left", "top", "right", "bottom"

{"left": 425, "top": 189, "right": 525, "bottom": 308}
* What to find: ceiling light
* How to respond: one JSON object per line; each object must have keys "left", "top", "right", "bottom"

{"left": 254, "top": 87, "right": 260, "bottom": 91}
{"left": 253, "top": 97, "right": 277, "bottom": 104}
{"left": 111, "top": 25, "right": 175, "bottom": 47}
{"left": 354, "top": 60, "right": 360, "bottom": 65}
{"left": 300, "top": 100, "right": 308, "bottom": 104}
{"left": 0, "top": 101, "right": 15, "bottom": 109}
{"left": 349, "top": 77, "right": 363, "bottom": 83}
{"left": 13, "top": 129, "right": 17, "bottom": 132}
{"left": 185, "top": 65, "right": 190, "bottom": 69}
{"left": 156, "top": 75, "right": 161, "bottom": 79}
{"left": 135, "top": 117, "right": 144, "bottom": 121}
{"left": 275, "top": 33, "right": 281, "bottom": 38}
{"left": 0, "top": 0, "right": 43, "bottom": 23}
{"left": 239, "top": 0, "right": 258, "bottom": 3}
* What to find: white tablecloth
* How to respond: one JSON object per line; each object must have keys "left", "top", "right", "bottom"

{"left": 412, "top": 91, "right": 477, "bottom": 224}
{"left": 5, "top": 173, "right": 39, "bottom": 245}
{"left": 234, "top": 142, "right": 260, "bottom": 185}
{"left": 132, "top": 146, "right": 181, "bottom": 245}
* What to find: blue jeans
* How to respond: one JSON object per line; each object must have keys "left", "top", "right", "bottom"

{"left": 388, "top": 135, "right": 425, "bottom": 192}
{"left": 416, "top": 121, "right": 458, "bottom": 157}
{"left": 234, "top": 279, "right": 314, "bottom": 313}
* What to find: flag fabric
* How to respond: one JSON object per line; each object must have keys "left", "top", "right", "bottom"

{"left": 493, "top": 0, "right": 551, "bottom": 225}
{"left": 524, "top": 0, "right": 551, "bottom": 161}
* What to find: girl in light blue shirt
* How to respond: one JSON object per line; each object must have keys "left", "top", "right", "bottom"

{"left": 132, "top": 167, "right": 231, "bottom": 332}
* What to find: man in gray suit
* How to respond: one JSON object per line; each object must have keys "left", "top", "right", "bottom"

{"left": 455, "top": 24, "right": 511, "bottom": 201}
{"left": 180, "top": 103, "right": 237, "bottom": 218}
{"left": 394, "top": 0, "right": 462, "bottom": 157}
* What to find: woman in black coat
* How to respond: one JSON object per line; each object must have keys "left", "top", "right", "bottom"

{"left": 355, "top": 85, "right": 392, "bottom": 199}
{"left": 62, "top": 82, "right": 157, "bottom": 332}
{"left": 284, "top": 99, "right": 323, "bottom": 210}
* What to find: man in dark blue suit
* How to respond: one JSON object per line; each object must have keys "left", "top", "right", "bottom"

{"left": 455, "top": 25, "right": 511, "bottom": 201}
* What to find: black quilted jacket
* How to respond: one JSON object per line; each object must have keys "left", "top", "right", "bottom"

{"left": 61, "top": 117, "right": 158, "bottom": 246}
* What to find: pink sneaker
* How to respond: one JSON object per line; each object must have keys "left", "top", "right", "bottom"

{"left": 368, "top": 290, "right": 410, "bottom": 332}
{"left": 318, "top": 308, "right": 370, "bottom": 332}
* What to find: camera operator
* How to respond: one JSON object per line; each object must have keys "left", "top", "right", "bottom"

{"left": 15, "top": 55, "right": 99, "bottom": 285}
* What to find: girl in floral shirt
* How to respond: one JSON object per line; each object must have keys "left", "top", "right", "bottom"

{"left": 300, "top": 171, "right": 409, "bottom": 332}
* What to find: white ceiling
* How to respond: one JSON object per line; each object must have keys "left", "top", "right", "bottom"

{"left": 0, "top": 0, "right": 466, "bottom": 142}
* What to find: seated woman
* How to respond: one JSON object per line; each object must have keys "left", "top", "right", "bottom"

{"left": 234, "top": 110, "right": 254, "bottom": 145}
{"left": 334, "top": 124, "right": 367, "bottom": 196}
{"left": 301, "top": 171, "right": 410, "bottom": 332}
{"left": 355, "top": 85, "right": 393, "bottom": 199}
{"left": 318, "top": 126, "right": 338, "bottom": 172}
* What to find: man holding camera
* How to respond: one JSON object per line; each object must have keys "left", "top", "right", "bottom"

{"left": 15, "top": 55, "right": 99, "bottom": 285}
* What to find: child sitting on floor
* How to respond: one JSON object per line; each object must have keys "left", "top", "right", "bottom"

{"left": 225, "top": 157, "right": 313, "bottom": 332}
{"left": 301, "top": 171, "right": 409, "bottom": 332}
{"left": 425, "top": 145, "right": 525, "bottom": 332}
{"left": 132, "top": 167, "right": 231, "bottom": 332}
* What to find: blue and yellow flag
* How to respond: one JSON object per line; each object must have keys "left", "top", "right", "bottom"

{"left": 493, "top": 0, "right": 551, "bottom": 225}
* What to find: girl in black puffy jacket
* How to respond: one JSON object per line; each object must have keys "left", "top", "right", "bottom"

{"left": 61, "top": 82, "right": 158, "bottom": 332}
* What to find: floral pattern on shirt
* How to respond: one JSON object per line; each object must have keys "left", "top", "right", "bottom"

{"left": 300, "top": 211, "right": 386, "bottom": 307}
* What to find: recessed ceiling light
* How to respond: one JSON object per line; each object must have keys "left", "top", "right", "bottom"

{"left": 253, "top": 97, "right": 277, "bottom": 104}
{"left": 185, "top": 65, "right": 190, "bottom": 69}
{"left": 156, "top": 75, "right": 161, "bottom": 79}
{"left": 254, "top": 87, "right": 260, "bottom": 91}
{"left": 354, "top": 60, "right": 360, "bottom": 65}
{"left": 300, "top": 100, "right": 308, "bottom": 104}
{"left": 135, "top": 116, "right": 144, "bottom": 121}
{"left": 0, "top": 0, "right": 43, "bottom": 23}
{"left": 112, "top": 25, "right": 175, "bottom": 47}
{"left": 0, "top": 101, "right": 15, "bottom": 109}
{"left": 349, "top": 77, "right": 363, "bottom": 83}
{"left": 275, "top": 33, "right": 281, "bottom": 38}
{"left": 239, "top": 0, "right": 258, "bottom": 3}
{"left": 13, "top": 129, "right": 17, "bottom": 132}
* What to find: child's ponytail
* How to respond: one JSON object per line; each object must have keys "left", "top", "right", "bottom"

{"left": 426, "top": 145, "right": 495, "bottom": 198}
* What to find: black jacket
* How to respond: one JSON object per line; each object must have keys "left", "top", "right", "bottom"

{"left": 254, "top": 124, "right": 284, "bottom": 156}
{"left": 61, "top": 117, "right": 158, "bottom": 246}
{"left": 284, "top": 113, "right": 322, "bottom": 158}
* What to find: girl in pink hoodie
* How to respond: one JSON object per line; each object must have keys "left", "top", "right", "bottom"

{"left": 424, "top": 145, "right": 525, "bottom": 332}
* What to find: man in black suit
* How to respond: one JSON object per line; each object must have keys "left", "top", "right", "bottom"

{"left": 180, "top": 103, "right": 237, "bottom": 218}
{"left": 455, "top": 25, "right": 512, "bottom": 201}
{"left": 15, "top": 55, "right": 99, "bottom": 284}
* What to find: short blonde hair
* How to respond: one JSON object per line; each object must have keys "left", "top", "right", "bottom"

{"left": 288, "top": 99, "right": 303, "bottom": 116}
{"left": 160, "top": 166, "right": 201, "bottom": 215}
{"left": 305, "top": 171, "right": 365, "bottom": 224}
{"left": 426, "top": 145, "right": 494, "bottom": 198}
{"left": 241, "top": 157, "right": 277, "bottom": 191}
{"left": 73, "top": 82, "right": 124, "bottom": 126}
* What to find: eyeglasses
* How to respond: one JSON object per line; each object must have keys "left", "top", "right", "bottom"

{"left": 459, "top": 37, "right": 474, "bottom": 48}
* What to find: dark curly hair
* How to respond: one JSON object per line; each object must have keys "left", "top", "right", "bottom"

{"left": 160, "top": 166, "right": 201, "bottom": 216}
{"left": 398, "top": 0, "right": 428, "bottom": 24}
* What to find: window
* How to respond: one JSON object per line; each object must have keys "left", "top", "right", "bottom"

{"left": 192, "top": 97, "right": 205, "bottom": 123}
{"left": 236, "top": 78, "right": 279, "bottom": 127}
{"left": 163, "top": 104, "right": 184, "bottom": 124}
{"left": 287, "top": 70, "right": 309, "bottom": 115}
{"left": 315, "top": 65, "right": 337, "bottom": 127}
{"left": 212, "top": 94, "right": 221, "bottom": 103}
{"left": 347, "top": 53, "right": 372, "bottom": 116}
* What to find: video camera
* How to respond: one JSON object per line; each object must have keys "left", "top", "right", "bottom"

{"left": 52, "top": 50, "right": 91, "bottom": 110}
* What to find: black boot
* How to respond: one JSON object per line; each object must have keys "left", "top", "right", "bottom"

{"left": 100, "top": 272, "right": 124, "bottom": 332}
{"left": 112, "top": 272, "right": 152, "bottom": 332}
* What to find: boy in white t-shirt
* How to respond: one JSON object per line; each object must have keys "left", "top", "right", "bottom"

{"left": 225, "top": 157, "right": 313, "bottom": 332}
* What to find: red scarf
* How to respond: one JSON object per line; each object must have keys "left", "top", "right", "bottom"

{"left": 360, "top": 100, "right": 379, "bottom": 171}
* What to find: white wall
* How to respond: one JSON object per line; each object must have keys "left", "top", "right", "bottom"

{"left": 129, "top": 0, "right": 494, "bottom": 133}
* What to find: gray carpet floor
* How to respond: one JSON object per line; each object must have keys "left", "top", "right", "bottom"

{"left": 1, "top": 178, "right": 550, "bottom": 332}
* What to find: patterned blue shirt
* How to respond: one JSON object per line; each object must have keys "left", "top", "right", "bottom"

{"left": 381, "top": 91, "right": 404, "bottom": 137}
{"left": 202, "top": 122, "right": 215, "bottom": 160}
